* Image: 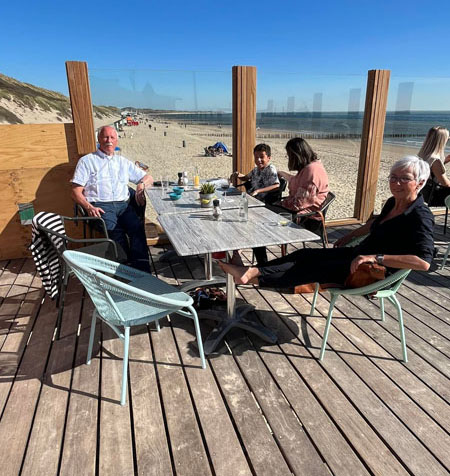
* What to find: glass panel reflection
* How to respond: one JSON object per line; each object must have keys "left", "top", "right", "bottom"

{"left": 377, "top": 76, "right": 450, "bottom": 213}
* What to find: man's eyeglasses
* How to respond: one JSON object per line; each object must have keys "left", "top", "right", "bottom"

{"left": 388, "top": 175, "right": 415, "bottom": 184}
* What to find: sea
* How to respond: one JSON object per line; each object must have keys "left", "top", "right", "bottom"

{"left": 155, "top": 110, "right": 450, "bottom": 150}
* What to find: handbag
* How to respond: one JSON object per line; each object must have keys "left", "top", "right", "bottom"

{"left": 344, "top": 262, "right": 386, "bottom": 288}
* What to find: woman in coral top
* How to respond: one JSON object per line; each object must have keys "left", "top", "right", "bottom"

{"left": 275, "top": 137, "right": 329, "bottom": 233}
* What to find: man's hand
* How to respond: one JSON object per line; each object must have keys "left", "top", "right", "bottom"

{"left": 87, "top": 205, "right": 104, "bottom": 218}
{"left": 350, "top": 254, "right": 376, "bottom": 274}
{"left": 135, "top": 183, "right": 146, "bottom": 206}
{"left": 250, "top": 189, "right": 259, "bottom": 197}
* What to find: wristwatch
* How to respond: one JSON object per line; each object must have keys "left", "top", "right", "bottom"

{"left": 376, "top": 254, "right": 384, "bottom": 265}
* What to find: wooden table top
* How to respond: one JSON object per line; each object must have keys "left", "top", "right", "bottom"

{"left": 158, "top": 206, "right": 319, "bottom": 257}
{"left": 146, "top": 186, "right": 264, "bottom": 215}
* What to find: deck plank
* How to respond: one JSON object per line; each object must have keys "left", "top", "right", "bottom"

{"left": 128, "top": 326, "right": 173, "bottom": 476}
{"left": 228, "top": 332, "right": 331, "bottom": 476}
{"left": 98, "top": 323, "right": 135, "bottom": 475}
{"left": 0, "top": 294, "right": 58, "bottom": 476}
{"left": 20, "top": 279, "right": 84, "bottom": 475}
{"left": 151, "top": 318, "right": 213, "bottom": 476}
{"left": 59, "top": 297, "right": 100, "bottom": 476}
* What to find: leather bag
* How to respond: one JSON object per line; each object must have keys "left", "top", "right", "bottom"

{"left": 344, "top": 262, "right": 386, "bottom": 289}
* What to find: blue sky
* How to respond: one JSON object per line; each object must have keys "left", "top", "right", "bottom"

{"left": 2, "top": 0, "right": 450, "bottom": 111}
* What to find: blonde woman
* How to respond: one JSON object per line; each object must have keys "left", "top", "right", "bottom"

{"left": 418, "top": 126, "right": 450, "bottom": 205}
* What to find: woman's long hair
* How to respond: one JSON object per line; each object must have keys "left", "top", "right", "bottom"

{"left": 418, "top": 126, "right": 449, "bottom": 161}
{"left": 286, "top": 138, "right": 318, "bottom": 172}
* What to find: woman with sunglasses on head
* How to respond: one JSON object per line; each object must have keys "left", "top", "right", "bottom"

{"left": 418, "top": 126, "right": 450, "bottom": 205}
{"left": 218, "top": 156, "right": 434, "bottom": 288}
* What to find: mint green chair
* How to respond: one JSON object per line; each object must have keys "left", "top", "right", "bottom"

{"left": 310, "top": 235, "right": 411, "bottom": 362}
{"left": 63, "top": 250, "right": 206, "bottom": 405}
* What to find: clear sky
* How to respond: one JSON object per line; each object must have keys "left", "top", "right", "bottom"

{"left": 2, "top": 0, "right": 450, "bottom": 111}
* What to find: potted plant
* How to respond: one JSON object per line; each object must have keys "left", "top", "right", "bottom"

{"left": 199, "top": 183, "right": 216, "bottom": 208}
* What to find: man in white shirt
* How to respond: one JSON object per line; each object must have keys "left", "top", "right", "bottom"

{"left": 71, "top": 126, "right": 153, "bottom": 272}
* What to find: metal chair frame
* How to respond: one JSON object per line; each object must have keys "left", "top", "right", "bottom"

{"left": 38, "top": 215, "right": 122, "bottom": 339}
{"left": 63, "top": 250, "right": 206, "bottom": 405}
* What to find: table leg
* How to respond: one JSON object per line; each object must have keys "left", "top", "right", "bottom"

{"left": 179, "top": 253, "right": 226, "bottom": 292}
{"left": 201, "top": 251, "right": 277, "bottom": 355}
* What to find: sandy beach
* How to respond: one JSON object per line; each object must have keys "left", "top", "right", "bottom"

{"left": 113, "top": 117, "right": 418, "bottom": 223}
{"left": 4, "top": 93, "right": 419, "bottom": 224}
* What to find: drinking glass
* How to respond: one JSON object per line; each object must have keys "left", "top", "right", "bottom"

{"left": 221, "top": 178, "right": 231, "bottom": 203}
{"left": 278, "top": 212, "right": 292, "bottom": 226}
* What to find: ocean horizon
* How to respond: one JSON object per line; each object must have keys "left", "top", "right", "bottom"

{"left": 153, "top": 110, "right": 450, "bottom": 149}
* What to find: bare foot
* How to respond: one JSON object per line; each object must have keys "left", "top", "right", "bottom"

{"left": 230, "top": 250, "right": 244, "bottom": 266}
{"left": 218, "top": 261, "right": 259, "bottom": 285}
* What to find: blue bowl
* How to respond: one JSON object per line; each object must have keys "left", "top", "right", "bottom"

{"left": 169, "top": 192, "right": 181, "bottom": 200}
{"left": 173, "top": 186, "right": 184, "bottom": 194}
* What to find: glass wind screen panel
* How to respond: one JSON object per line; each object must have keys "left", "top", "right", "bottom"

{"left": 257, "top": 73, "right": 367, "bottom": 220}
{"left": 376, "top": 76, "right": 450, "bottom": 214}
{"left": 89, "top": 68, "right": 233, "bottom": 190}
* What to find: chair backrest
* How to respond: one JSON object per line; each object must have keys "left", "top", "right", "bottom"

{"left": 320, "top": 191, "right": 336, "bottom": 218}
{"left": 63, "top": 250, "right": 188, "bottom": 325}
{"left": 445, "top": 194, "right": 450, "bottom": 209}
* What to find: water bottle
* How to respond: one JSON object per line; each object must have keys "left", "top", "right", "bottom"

{"left": 182, "top": 171, "right": 189, "bottom": 186}
{"left": 238, "top": 192, "right": 248, "bottom": 222}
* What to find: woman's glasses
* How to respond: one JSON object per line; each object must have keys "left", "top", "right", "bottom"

{"left": 388, "top": 174, "right": 415, "bottom": 184}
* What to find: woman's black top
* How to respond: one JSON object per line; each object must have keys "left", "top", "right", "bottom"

{"left": 356, "top": 195, "right": 435, "bottom": 264}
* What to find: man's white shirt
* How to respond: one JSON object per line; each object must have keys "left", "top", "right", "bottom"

{"left": 71, "top": 149, "right": 146, "bottom": 202}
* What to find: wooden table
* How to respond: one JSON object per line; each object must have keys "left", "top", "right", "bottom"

{"left": 158, "top": 206, "right": 319, "bottom": 354}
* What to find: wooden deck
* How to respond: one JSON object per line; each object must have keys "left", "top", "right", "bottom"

{"left": 0, "top": 219, "right": 449, "bottom": 476}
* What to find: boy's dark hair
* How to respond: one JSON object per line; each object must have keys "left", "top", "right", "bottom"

{"left": 286, "top": 137, "right": 317, "bottom": 171}
{"left": 253, "top": 143, "right": 271, "bottom": 157}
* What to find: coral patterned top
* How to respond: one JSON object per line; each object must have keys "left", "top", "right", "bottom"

{"left": 280, "top": 160, "right": 329, "bottom": 218}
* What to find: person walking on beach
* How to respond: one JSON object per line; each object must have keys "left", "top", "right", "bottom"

{"left": 418, "top": 126, "right": 450, "bottom": 206}
{"left": 71, "top": 126, "right": 153, "bottom": 272}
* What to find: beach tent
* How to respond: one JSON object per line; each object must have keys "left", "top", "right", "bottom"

{"left": 213, "top": 142, "right": 228, "bottom": 153}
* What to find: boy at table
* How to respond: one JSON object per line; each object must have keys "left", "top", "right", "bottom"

{"left": 230, "top": 143, "right": 280, "bottom": 265}
{"left": 230, "top": 143, "right": 280, "bottom": 202}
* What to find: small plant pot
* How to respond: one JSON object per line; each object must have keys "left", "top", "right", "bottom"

{"left": 199, "top": 192, "right": 215, "bottom": 208}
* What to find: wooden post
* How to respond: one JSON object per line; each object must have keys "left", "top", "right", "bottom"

{"left": 65, "top": 61, "right": 96, "bottom": 157}
{"left": 354, "top": 69, "right": 390, "bottom": 222}
{"left": 232, "top": 66, "right": 256, "bottom": 182}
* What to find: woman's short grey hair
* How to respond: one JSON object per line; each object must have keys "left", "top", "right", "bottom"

{"left": 390, "top": 155, "right": 430, "bottom": 191}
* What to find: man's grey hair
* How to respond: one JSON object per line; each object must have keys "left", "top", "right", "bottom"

{"left": 97, "top": 125, "right": 117, "bottom": 138}
{"left": 390, "top": 155, "right": 430, "bottom": 191}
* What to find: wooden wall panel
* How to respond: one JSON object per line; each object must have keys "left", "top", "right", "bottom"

{"left": 0, "top": 123, "right": 81, "bottom": 259}
{"left": 354, "top": 70, "right": 390, "bottom": 222}
{"left": 232, "top": 66, "right": 256, "bottom": 181}
{"left": 66, "top": 61, "right": 96, "bottom": 156}
{"left": 0, "top": 124, "right": 78, "bottom": 170}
